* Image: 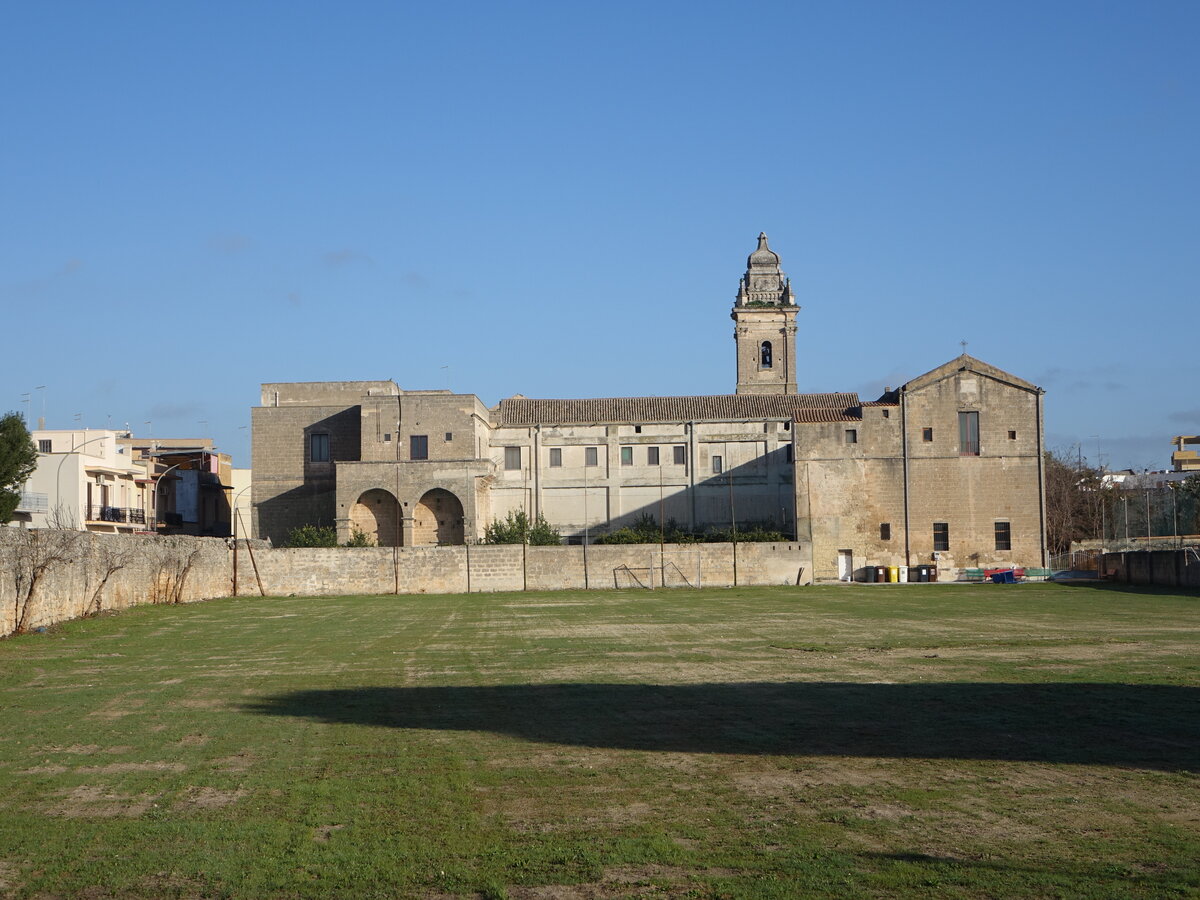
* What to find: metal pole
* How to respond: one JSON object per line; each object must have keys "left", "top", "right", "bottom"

{"left": 583, "top": 464, "right": 589, "bottom": 590}
{"left": 728, "top": 471, "right": 738, "bottom": 587}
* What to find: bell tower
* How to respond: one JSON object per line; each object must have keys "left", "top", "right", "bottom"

{"left": 732, "top": 232, "right": 799, "bottom": 394}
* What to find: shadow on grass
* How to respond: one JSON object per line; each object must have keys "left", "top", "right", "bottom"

{"left": 243, "top": 681, "right": 1199, "bottom": 770}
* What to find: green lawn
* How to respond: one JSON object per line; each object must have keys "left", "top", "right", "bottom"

{"left": 1, "top": 583, "right": 1197, "bottom": 898}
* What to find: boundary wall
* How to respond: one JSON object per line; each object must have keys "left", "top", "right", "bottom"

{"left": 1, "top": 530, "right": 811, "bottom": 637}
{"left": 1101, "top": 548, "right": 1200, "bottom": 589}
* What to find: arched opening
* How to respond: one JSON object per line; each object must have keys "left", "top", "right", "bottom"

{"left": 760, "top": 340, "right": 773, "bottom": 368}
{"left": 413, "top": 488, "right": 465, "bottom": 546}
{"left": 350, "top": 488, "right": 401, "bottom": 546}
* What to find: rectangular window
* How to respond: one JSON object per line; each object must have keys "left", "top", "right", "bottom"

{"left": 933, "top": 522, "right": 949, "bottom": 551}
{"left": 845, "top": 429, "right": 858, "bottom": 444}
{"left": 585, "top": 446, "right": 598, "bottom": 467}
{"left": 38, "top": 439, "right": 52, "bottom": 453}
{"left": 634, "top": 425, "right": 642, "bottom": 434}
{"left": 620, "top": 446, "right": 633, "bottom": 466}
{"left": 1008, "top": 430, "right": 1017, "bottom": 440}
{"left": 922, "top": 427, "right": 933, "bottom": 442}
{"left": 880, "top": 523, "right": 891, "bottom": 541}
{"left": 995, "top": 521, "right": 1012, "bottom": 551}
{"left": 549, "top": 448, "right": 562, "bottom": 467}
{"left": 445, "top": 432, "right": 453, "bottom": 442}
{"left": 712, "top": 455, "right": 723, "bottom": 474}
{"left": 647, "top": 446, "right": 660, "bottom": 466}
{"left": 959, "top": 411, "right": 980, "bottom": 456}
{"left": 310, "top": 433, "right": 330, "bottom": 462}
{"left": 504, "top": 446, "right": 521, "bottom": 470}
{"left": 410, "top": 435, "right": 429, "bottom": 460}
{"left": 673, "top": 445, "right": 686, "bottom": 465}
{"left": 383, "top": 433, "right": 392, "bottom": 443}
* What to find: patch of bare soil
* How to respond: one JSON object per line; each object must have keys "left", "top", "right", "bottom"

{"left": 731, "top": 760, "right": 902, "bottom": 796}
{"left": 506, "top": 864, "right": 737, "bottom": 899}
{"left": 87, "top": 697, "right": 146, "bottom": 719}
{"left": 78, "top": 762, "right": 187, "bottom": 774}
{"left": 312, "top": 823, "right": 345, "bottom": 842}
{"left": 177, "top": 697, "right": 224, "bottom": 709}
{"left": 212, "top": 751, "right": 255, "bottom": 772}
{"left": 176, "top": 786, "right": 247, "bottom": 809}
{"left": 46, "top": 785, "right": 158, "bottom": 818}
{"left": 177, "top": 733, "right": 209, "bottom": 746}
{"left": 0, "top": 859, "right": 17, "bottom": 892}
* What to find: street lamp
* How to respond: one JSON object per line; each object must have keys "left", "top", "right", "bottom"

{"left": 55, "top": 433, "right": 110, "bottom": 530}
{"left": 153, "top": 463, "right": 183, "bottom": 531}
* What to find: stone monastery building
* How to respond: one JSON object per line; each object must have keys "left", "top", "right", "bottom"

{"left": 252, "top": 235, "right": 1048, "bottom": 581}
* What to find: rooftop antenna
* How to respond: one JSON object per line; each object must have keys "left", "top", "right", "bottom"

{"left": 36, "top": 386, "right": 46, "bottom": 429}
{"left": 20, "top": 393, "right": 30, "bottom": 421}
{"left": 960, "top": 339, "right": 968, "bottom": 355}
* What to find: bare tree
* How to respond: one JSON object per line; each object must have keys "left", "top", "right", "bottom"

{"left": 86, "top": 536, "right": 136, "bottom": 616}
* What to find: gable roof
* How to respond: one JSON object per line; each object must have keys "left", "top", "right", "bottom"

{"left": 903, "top": 354, "right": 1042, "bottom": 394}
{"left": 496, "top": 393, "right": 860, "bottom": 427}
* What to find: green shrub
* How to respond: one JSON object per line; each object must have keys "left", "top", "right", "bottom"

{"left": 483, "top": 510, "right": 562, "bottom": 545}
{"left": 284, "top": 524, "right": 338, "bottom": 548}
{"left": 344, "top": 526, "right": 376, "bottom": 547}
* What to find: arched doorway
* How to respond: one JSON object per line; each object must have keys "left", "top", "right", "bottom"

{"left": 413, "top": 488, "right": 465, "bottom": 546}
{"left": 350, "top": 489, "right": 401, "bottom": 546}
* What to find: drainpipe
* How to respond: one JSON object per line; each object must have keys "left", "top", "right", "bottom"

{"left": 901, "top": 387, "right": 911, "bottom": 568}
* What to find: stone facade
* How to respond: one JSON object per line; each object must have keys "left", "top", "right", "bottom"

{"left": 250, "top": 235, "right": 1047, "bottom": 580}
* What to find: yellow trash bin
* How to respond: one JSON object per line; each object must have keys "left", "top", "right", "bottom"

{"left": 887, "top": 565, "right": 899, "bottom": 583}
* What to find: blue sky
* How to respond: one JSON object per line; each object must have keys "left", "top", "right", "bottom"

{"left": 3, "top": 1, "right": 1197, "bottom": 471}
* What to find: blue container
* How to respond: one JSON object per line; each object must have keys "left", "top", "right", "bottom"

{"left": 990, "top": 570, "right": 1016, "bottom": 584}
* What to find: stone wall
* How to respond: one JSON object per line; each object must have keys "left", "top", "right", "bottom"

{"left": 0, "top": 531, "right": 231, "bottom": 636}
{"left": 1, "top": 531, "right": 811, "bottom": 637}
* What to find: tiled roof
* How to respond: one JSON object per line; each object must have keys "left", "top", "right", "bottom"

{"left": 496, "top": 393, "right": 860, "bottom": 426}
{"left": 793, "top": 407, "right": 863, "bottom": 423}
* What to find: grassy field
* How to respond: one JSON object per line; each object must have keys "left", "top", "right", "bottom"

{"left": 0, "top": 582, "right": 1197, "bottom": 899}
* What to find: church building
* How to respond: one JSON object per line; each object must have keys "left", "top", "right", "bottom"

{"left": 251, "top": 235, "right": 1047, "bottom": 581}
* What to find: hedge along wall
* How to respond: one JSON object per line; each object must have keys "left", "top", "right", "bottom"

{"left": 0, "top": 530, "right": 812, "bottom": 637}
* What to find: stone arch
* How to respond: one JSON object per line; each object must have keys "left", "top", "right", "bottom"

{"left": 413, "top": 488, "right": 465, "bottom": 546}
{"left": 350, "top": 488, "right": 401, "bottom": 547}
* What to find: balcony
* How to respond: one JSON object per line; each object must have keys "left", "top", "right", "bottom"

{"left": 88, "top": 506, "right": 146, "bottom": 525}
{"left": 17, "top": 492, "right": 48, "bottom": 513}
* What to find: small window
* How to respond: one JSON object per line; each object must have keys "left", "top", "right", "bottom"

{"left": 647, "top": 447, "right": 660, "bottom": 466}
{"left": 712, "top": 455, "right": 723, "bottom": 474}
{"left": 959, "top": 411, "right": 980, "bottom": 456}
{"left": 922, "top": 428, "right": 933, "bottom": 442}
{"left": 310, "top": 433, "right": 330, "bottom": 462}
{"left": 760, "top": 340, "right": 773, "bottom": 368}
{"left": 620, "top": 446, "right": 633, "bottom": 466}
{"left": 410, "top": 435, "right": 429, "bottom": 460}
{"left": 845, "top": 429, "right": 858, "bottom": 444}
{"left": 383, "top": 433, "right": 392, "bottom": 443}
{"left": 880, "top": 523, "right": 891, "bottom": 541}
{"left": 673, "top": 445, "right": 686, "bottom": 465}
{"left": 995, "top": 521, "right": 1012, "bottom": 551}
{"left": 38, "top": 439, "right": 52, "bottom": 453}
{"left": 1008, "top": 430, "right": 1017, "bottom": 440}
{"left": 933, "top": 522, "right": 949, "bottom": 551}
{"left": 882, "top": 409, "right": 890, "bottom": 419}
{"left": 585, "top": 446, "right": 598, "bottom": 467}
{"left": 504, "top": 446, "right": 521, "bottom": 470}
{"left": 445, "top": 432, "right": 453, "bottom": 442}
{"left": 634, "top": 425, "right": 642, "bottom": 434}
{"left": 549, "top": 448, "right": 562, "bottom": 467}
